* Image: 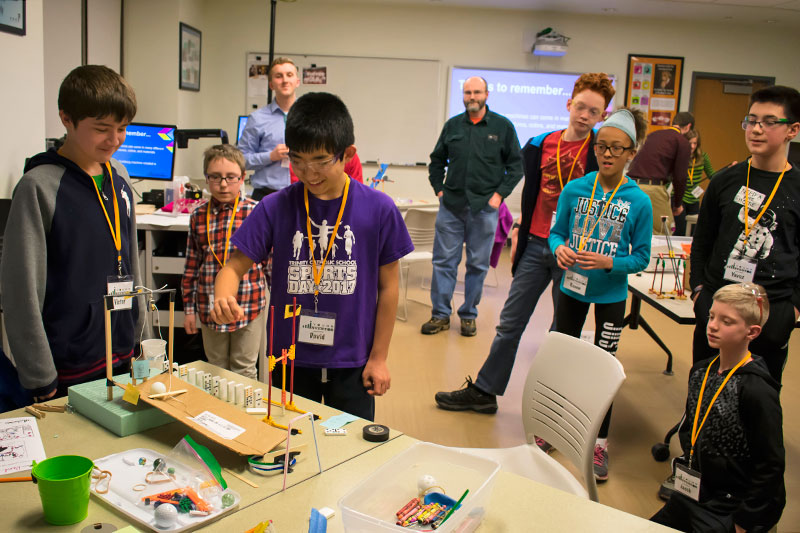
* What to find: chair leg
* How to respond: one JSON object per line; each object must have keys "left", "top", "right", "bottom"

{"left": 397, "top": 263, "right": 409, "bottom": 321}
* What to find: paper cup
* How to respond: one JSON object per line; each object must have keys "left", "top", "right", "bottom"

{"left": 142, "top": 339, "right": 167, "bottom": 369}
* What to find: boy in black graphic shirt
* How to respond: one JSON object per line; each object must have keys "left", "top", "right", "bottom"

{"left": 690, "top": 86, "right": 800, "bottom": 382}
{"left": 652, "top": 284, "right": 784, "bottom": 533}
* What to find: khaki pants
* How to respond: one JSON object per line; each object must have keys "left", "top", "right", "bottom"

{"left": 200, "top": 311, "right": 266, "bottom": 380}
{"left": 638, "top": 183, "right": 673, "bottom": 235}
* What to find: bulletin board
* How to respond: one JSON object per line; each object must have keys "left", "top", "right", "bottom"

{"left": 245, "top": 52, "right": 443, "bottom": 166}
{"left": 624, "top": 54, "right": 684, "bottom": 134}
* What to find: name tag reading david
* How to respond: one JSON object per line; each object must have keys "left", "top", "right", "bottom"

{"left": 564, "top": 270, "right": 588, "bottom": 296}
{"left": 298, "top": 310, "right": 336, "bottom": 346}
{"left": 724, "top": 256, "right": 756, "bottom": 283}
{"left": 674, "top": 463, "right": 701, "bottom": 501}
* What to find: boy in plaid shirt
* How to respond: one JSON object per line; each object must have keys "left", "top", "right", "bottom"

{"left": 182, "top": 144, "right": 267, "bottom": 378}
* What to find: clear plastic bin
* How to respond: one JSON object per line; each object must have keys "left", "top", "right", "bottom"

{"left": 338, "top": 442, "right": 500, "bottom": 532}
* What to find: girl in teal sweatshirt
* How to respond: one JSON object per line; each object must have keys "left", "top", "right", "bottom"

{"left": 548, "top": 108, "right": 653, "bottom": 482}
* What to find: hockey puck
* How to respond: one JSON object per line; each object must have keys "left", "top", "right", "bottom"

{"left": 362, "top": 424, "right": 390, "bottom": 442}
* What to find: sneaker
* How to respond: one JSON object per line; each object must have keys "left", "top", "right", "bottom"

{"left": 434, "top": 376, "right": 497, "bottom": 414}
{"left": 593, "top": 444, "right": 609, "bottom": 482}
{"left": 421, "top": 316, "right": 450, "bottom": 335}
{"left": 460, "top": 318, "right": 477, "bottom": 337}
{"left": 535, "top": 437, "right": 553, "bottom": 454}
{"left": 658, "top": 474, "right": 675, "bottom": 501}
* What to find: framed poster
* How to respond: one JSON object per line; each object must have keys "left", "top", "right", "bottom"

{"left": 0, "top": 0, "right": 26, "bottom": 36}
{"left": 625, "top": 54, "right": 684, "bottom": 133}
{"left": 179, "top": 23, "right": 201, "bottom": 91}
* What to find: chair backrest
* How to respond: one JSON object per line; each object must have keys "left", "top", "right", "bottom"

{"left": 403, "top": 208, "right": 438, "bottom": 253}
{"left": 521, "top": 331, "right": 626, "bottom": 502}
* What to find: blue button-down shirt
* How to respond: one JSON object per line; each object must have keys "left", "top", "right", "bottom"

{"left": 239, "top": 100, "right": 290, "bottom": 190}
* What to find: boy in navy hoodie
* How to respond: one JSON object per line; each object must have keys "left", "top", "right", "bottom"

{"left": 1, "top": 65, "right": 145, "bottom": 401}
{"left": 652, "top": 283, "right": 784, "bottom": 533}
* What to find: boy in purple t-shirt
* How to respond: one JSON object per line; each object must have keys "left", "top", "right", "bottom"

{"left": 212, "top": 92, "right": 413, "bottom": 420}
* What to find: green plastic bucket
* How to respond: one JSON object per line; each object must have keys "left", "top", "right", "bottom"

{"left": 31, "top": 455, "right": 94, "bottom": 525}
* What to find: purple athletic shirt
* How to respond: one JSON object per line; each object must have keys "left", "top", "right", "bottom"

{"left": 231, "top": 178, "right": 414, "bottom": 368}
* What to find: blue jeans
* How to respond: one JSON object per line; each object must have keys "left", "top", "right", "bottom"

{"left": 430, "top": 202, "right": 499, "bottom": 320}
{"left": 475, "top": 235, "right": 562, "bottom": 396}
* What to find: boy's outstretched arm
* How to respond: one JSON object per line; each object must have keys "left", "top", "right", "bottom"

{"left": 363, "top": 260, "right": 399, "bottom": 396}
{"left": 211, "top": 250, "right": 254, "bottom": 325}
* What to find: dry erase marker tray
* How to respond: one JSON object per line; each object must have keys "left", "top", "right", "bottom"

{"left": 91, "top": 448, "right": 240, "bottom": 532}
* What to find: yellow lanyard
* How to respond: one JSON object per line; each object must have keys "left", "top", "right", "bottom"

{"left": 689, "top": 352, "right": 751, "bottom": 466}
{"left": 304, "top": 179, "right": 350, "bottom": 301}
{"left": 578, "top": 174, "right": 625, "bottom": 251}
{"left": 92, "top": 162, "right": 123, "bottom": 275}
{"left": 206, "top": 195, "right": 240, "bottom": 268}
{"left": 556, "top": 133, "right": 590, "bottom": 190}
{"left": 743, "top": 158, "right": 786, "bottom": 248}
{"left": 668, "top": 126, "right": 681, "bottom": 134}
{"left": 688, "top": 157, "right": 696, "bottom": 180}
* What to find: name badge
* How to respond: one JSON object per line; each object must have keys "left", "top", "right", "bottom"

{"left": 107, "top": 275, "right": 134, "bottom": 310}
{"left": 564, "top": 270, "right": 588, "bottom": 296}
{"left": 298, "top": 310, "right": 336, "bottom": 346}
{"left": 550, "top": 211, "right": 557, "bottom": 229}
{"left": 691, "top": 185, "right": 704, "bottom": 199}
{"left": 674, "top": 462, "right": 701, "bottom": 502}
{"left": 723, "top": 256, "right": 756, "bottom": 283}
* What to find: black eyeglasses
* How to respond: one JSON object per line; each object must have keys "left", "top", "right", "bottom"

{"left": 741, "top": 117, "right": 792, "bottom": 130}
{"left": 593, "top": 143, "right": 634, "bottom": 157}
{"left": 205, "top": 174, "right": 243, "bottom": 184}
{"left": 288, "top": 153, "right": 342, "bottom": 172}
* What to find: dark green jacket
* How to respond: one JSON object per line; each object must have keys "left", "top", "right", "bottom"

{"left": 429, "top": 106, "right": 523, "bottom": 213}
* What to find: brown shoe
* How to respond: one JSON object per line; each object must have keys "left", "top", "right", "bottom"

{"left": 460, "top": 318, "right": 477, "bottom": 337}
{"left": 421, "top": 316, "right": 450, "bottom": 335}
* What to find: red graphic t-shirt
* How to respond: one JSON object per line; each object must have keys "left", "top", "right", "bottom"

{"left": 529, "top": 131, "right": 590, "bottom": 238}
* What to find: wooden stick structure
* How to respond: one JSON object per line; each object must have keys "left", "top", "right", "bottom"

{"left": 103, "top": 288, "right": 177, "bottom": 401}
{"left": 263, "top": 299, "right": 308, "bottom": 432}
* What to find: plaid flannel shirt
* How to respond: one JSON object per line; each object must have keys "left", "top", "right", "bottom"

{"left": 182, "top": 197, "right": 267, "bottom": 332}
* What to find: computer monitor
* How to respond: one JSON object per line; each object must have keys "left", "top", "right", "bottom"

{"left": 114, "top": 123, "right": 177, "bottom": 181}
{"left": 236, "top": 115, "right": 248, "bottom": 144}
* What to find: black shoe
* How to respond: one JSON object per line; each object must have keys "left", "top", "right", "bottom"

{"left": 658, "top": 474, "right": 675, "bottom": 501}
{"left": 460, "top": 318, "right": 477, "bottom": 337}
{"left": 434, "top": 376, "right": 497, "bottom": 414}
{"left": 421, "top": 316, "right": 450, "bottom": 335}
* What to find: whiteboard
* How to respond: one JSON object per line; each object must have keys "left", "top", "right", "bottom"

{"left": 246, "top": 53, "right": 442, "bottom": 166}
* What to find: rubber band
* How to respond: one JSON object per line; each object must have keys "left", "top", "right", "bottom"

{"left": 145, "top": 471, "right": 172, "bottom": 484}
{"left": 92, "top": 469, "right": 112, "bottom": 494}
{"left": 421, "top": 485, "right": 446, "bottom": 496}
{"left": 132, "top": 483, "right": 147, "bottom": 491}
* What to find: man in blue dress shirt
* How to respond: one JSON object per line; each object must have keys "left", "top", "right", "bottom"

{"left": 239, "top": 57, "right": 301, "bottom": 200}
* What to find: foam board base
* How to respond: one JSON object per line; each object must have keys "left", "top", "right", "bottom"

{"left": 68, "top": 370, "right": 173, "bottom": 437}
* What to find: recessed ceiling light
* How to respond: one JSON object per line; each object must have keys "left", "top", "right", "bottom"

{"left": 601, "top": 7, "right": 617, "bottom": 13}
{"left": 765, "top": 19, "right": 777, "bottom": 23}
{"left": 723, "top": 15, "right": 733, "bottom": 20}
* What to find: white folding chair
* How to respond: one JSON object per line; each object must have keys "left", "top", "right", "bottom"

{"left": 452, "top": 331, "right": 626, "bottom": 502}
{"left": 397, "top": 209, "right": 438, "bottom": 321}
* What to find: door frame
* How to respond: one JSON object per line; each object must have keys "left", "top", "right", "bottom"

{"left": 688, "top": 72, "right": 776, "bottom": 112}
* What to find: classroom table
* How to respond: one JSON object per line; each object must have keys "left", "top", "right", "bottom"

{"left": 216, "top": 435, "right": 674, "bottom": 532}
{"left": 624, "top": 272, "right": 693, "bottom": 376}
{"left": 0, "top": 362, "right": 674, "bottom": 532}
{"left": 0, "top": 362, "right": 402, "bottom": 531}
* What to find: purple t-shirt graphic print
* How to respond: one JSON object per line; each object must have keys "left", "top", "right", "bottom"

{"left": 232, "top": 178, "right": 413, "bottom": 368}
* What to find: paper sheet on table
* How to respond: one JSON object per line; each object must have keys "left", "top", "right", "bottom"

{"left": 0, "top": 417, "right": 47, "bottom": 475}
{"left": 320, "top": 412, "right": 358, "bottom": 429}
